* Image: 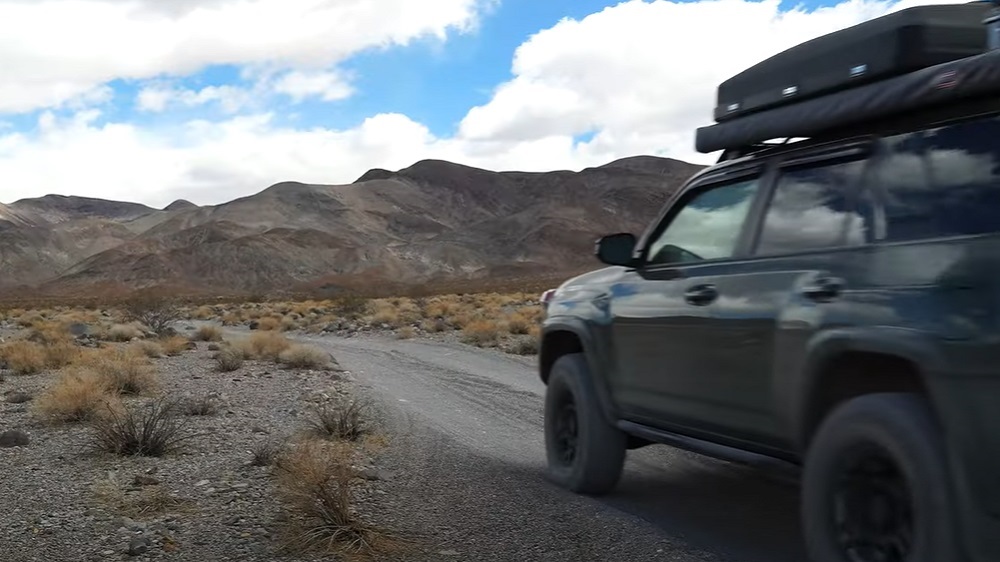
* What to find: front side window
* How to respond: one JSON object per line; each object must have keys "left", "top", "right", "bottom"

{"left": 755, "top": 158, "right": 867, "bottom": 256}
{"left": 878, "top": 114, "right": 1000, "bottom": 242}
{"left": 645, "top": 178, "right": 759, "bottom": 266}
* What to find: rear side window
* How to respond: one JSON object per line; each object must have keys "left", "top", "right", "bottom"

{"left": 755, "top": 158, "right": 867, "bottom": 256}
{"left": 877, "top": 114, "right": 1000, "bottom": 242}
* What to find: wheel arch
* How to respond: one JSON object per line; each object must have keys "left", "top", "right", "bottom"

{"left": 792, "top": 328, "right": 946, "bottom": 453}
{"left": 539, "top": 318, "right": 619, "bottom": 427}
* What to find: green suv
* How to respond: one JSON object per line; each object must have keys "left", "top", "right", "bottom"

{"left": 539, "top": 4, "right": 1000, "bottom": 561}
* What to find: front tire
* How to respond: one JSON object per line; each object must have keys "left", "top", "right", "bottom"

{"left": 802, "top": 393, "right": 963, "bottom": 562}
{"left": 544, "top": 353, "right": 627, "bottom": 495}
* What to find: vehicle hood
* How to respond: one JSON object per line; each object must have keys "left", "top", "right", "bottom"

{"left": 557, "top": 266, "right": 629, "bottom": 291}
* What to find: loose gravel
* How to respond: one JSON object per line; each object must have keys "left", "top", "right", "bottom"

{"left": 0, "top": 323, "right": 393, "bottom": 562}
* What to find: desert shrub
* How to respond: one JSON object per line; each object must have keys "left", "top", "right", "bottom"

{"left": 256, "top": 317, "right": 281, "bottom": 331}
{"left": 159, "top": 336, "right": 189, "bottom": 356}
{"left": 331, "top": 295, "right": 370, "bottom": 319}
{"left": 34, "top": 369, "right": 122, "bottom": 423}
{"left": 27, "top": 321, "right": 72, "bottom": 345}
{"left": 91, "top": 396, "right": 193, "bottom": 457}
{"left": 273, "top": 439, "right": 375, "bottom": 554}
{"left": 121, "top": 291, "right": 181, "bottom": 336}
{"left": 395, "top": 327, "right": 416, "bottom": 340}
{"left": 191, "top": 325, "right": 223, "bottom": 342}
{"left": 307, "top": 398, "right": 371, "bottom": 442}
{"left": 0, "top": 340, "right": 48, "bottom": 375}
{"left": 78, "top": 346, "right": 158, "bottom": 396}
{"left": 45, "top": 340, "right": 81, "bottom": 369}
{"left": 460, "top": 320, "right": 504, "bottom": 347}
{"left": 505, "top": 312, "right": 534, "bottom": 335}
{"left": 183, "top": 394, "right": 221, "bottom": 416}
{"left": 105, "top": 324, "right": 144, "bottom": 342}
{"left": 214, "top": 347, "right": 244, "bottom": 372}
{"left": 133, "top": 340, "right": 164, "bottom": 358}
{"left": 506, "top": 336, "right": 540, "bottom": 356}
{"left": 250, "top": 439, "right": 281, "bottom": 467}
{"left": 248, "top": 332, "right": 292, "bottom": 361}
{"left": 278, "top": 344, "right": 330, "bottom": 369}
{"left": 16, "top": 311, "right": 44, "bottom": 328}
{"left": 221, "top": 312, "right": 242, "bottom": 326}
{"left": 192, "top": 305, "right": 215, "bottom": 320}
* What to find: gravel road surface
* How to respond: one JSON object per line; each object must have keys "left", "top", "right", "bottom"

{"left": 285, "top": 332, "right": 811, "bottom": 562}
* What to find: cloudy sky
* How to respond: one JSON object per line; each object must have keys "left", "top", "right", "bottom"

{"left": 0, "top": 0, "right": 961, "bottom": 207}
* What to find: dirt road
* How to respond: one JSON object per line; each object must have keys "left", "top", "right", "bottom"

{"left": 277, "top": 331, "right": 811, "bottom": 562}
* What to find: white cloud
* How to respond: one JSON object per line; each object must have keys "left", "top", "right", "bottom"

{"left": 0, "top": 0, "right": 979, "bottom": 208}
{"left": 272, "top": 70, "right": 355, "bottom": 103}
{"left": 0, "top": 0, "right": 484, "bottom": 114}
{"left": 457, "top": 0, "right": 968, "bottom": 165}
{"left": 137, "top": 84, "right": 256, "bottom": 114}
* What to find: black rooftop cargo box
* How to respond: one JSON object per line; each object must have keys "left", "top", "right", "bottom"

{"left": 713, "top": 2, "right": 992, "bottom": 123}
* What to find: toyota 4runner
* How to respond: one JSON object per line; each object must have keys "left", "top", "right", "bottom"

{"left": 539, "top": 3, "right": 1000, "bottom": 562}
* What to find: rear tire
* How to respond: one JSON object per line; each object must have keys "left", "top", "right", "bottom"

{"left": 544, "top": 353, "right": 627, "bottom": 495}
{"left": 802, "top": 392, "right": 963, "bottom": 562}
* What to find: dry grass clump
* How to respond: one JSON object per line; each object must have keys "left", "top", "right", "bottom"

{"left": 191, "top": 324, "right": 224, "bottom": 342}
{"left": 250, "top": 439, "right": 282, "bottom": 467}
{"left": 183, "top": 394, "right": 221, "bottom": 416}
{"left": 307, "top": 398, "right": 372, "bottom": 442}
{"left": 91, "top": 396, "right": 194, "bottom": 457}
{"left": 214, "top": 346, "right": 244, "bottom": 372}
{"left": 77, "top": 346, "right": 159, "bottom": 396}
{"left": 159, "top": 335, "right": 190, "bottom": 357}
{"left": 460, "top": 319, "right": 505, "bottom": 347}
{"left": 133, "top": 340, "right": 164, "bottom": 358}
{"left": 26, "top": 320, "right": 73, "bottom": 345}
{"left": 33, "top": 368, "right": 123, "bottom": 423}
{"left": 279, "top": 344, "right": 330, "bottom": 370}
{"left": 256, "top": 317, "right": 282, "bottom": 331}
{"left": 0, "top": 340, "right": 48, "bottom": 375}
{"left": 221, "top": 312, "right": 243, "bottom": 326}
{"left": 395, "top": 326, "right": 416, "bottom": 340}
{"left": 246, "top": 331, "right": 292, "bottom": 361}
{"left": 104, "top": 323, "right": 145, "bottom": 342}
{"left": 45, "top": 340, "right": 82, "bottom": 369}
{"left": 272, "top": 439, "right": 378, "bottom": 555}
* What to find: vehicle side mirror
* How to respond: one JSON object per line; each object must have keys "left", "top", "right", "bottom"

{"left": 595, "top": 233, "right": 637, "bottom": 267}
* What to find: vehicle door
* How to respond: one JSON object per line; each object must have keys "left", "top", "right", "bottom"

{"left": 699, "top": 141, "right": 876, "bottom": 448}
{"left": 609, "top": 165, "right": 767, "bottom": 432}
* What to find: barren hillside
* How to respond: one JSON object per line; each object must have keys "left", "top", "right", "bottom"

{"left": 0, "top": 156, "right": 704, "bottom": 296}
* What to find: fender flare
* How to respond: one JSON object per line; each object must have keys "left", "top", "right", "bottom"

{"left": 790, "top": 326, "right": 947, "bottom": 451}
{"left": 540, "top": 317, "right": 619, "bottom": 427}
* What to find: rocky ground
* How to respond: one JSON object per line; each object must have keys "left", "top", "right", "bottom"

{"left": 0, "top": 319, "right": 407, "bottom": 562}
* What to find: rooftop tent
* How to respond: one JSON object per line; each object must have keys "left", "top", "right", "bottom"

{"left": 694, "top": 2, "right": 1000, "bottom": 155}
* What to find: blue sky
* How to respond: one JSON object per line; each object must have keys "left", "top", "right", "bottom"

{"left": 0, "top": 0, "right": 930, "bottom": 206}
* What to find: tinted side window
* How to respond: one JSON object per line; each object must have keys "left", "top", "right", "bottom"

{"left": 645, "top": 177, "right": 759, "bottom": 265}
{"left": 755, "top": 158, "right": 867, "bottom": 256}
{"left": 878, "top": 114, "right": 1000, "bottom": 241}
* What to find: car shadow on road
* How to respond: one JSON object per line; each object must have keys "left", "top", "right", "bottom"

{"left": 598, "top": 448, "right": 810, "bottom": 562}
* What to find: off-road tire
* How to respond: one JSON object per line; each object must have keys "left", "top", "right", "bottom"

{"left": 802, "top": 392, "right": 963, "bottom": 562}
{"left": 544, "top": 353, "right": 627, "bottom": 495}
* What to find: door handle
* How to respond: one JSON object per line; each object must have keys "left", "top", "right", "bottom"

{"left": 801, "top": 276, "right": 844, "bottom": 301}
{"left": 684, "top": 284, "right": 718, "bottom": 306}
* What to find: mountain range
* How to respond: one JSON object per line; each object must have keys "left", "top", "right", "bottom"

{"left": 0, "top": 155, "right": 705, "bottom": 299}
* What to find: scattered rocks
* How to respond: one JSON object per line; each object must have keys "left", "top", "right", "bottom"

{"left": 0, "top": 323, "right": 393, "bottom": 562}
{"left": 4, "top": 390, "right": 32, "bottom": 404}
{"left": 132, "top": 474, "right": 160, "bottom": 487}
{"left": 0, "top": 429, "right": 29, "bottom": 448}
{"left": 127, "top": 536, "right": 151, "bottom": 556}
